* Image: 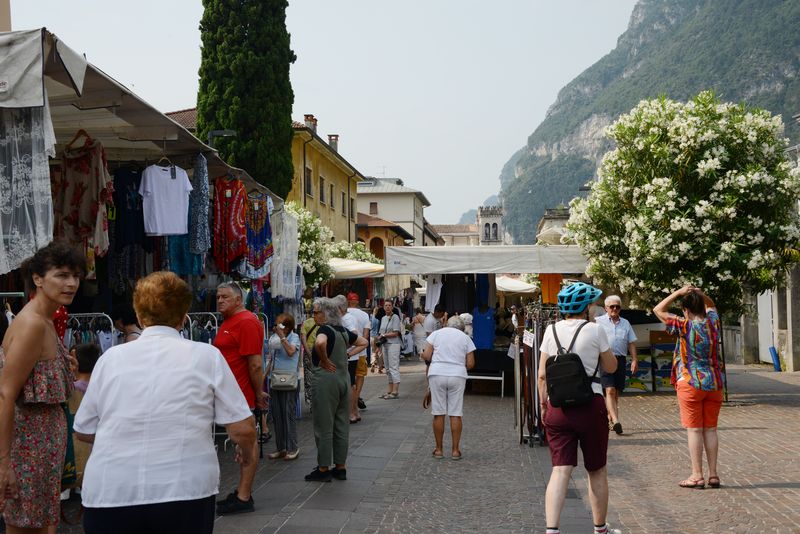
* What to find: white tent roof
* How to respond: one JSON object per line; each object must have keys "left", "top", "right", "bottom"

{"left": 384, "top": 245, "right": 586, "bottom": 275}
{"left": 329, "top": 258, "right": 385, "bottom": 279}
{"left": 496, "top": 276, "right": 537, "bottom": 294}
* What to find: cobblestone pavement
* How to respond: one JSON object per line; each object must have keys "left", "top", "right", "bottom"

{"left": 56, "top": 361, "right": 800, "bottom": 533}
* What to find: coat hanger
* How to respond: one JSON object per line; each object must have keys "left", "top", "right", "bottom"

{"left": 65, "top": 128, "right": 92, "bottom": 150}
{"left": 157, "top": 139, "right": 173, "bottom": 167}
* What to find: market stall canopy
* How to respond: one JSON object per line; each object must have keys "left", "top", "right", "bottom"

{"left": 0, "top": 28, "right": 281, "bottom": 206}
{"left": 496, "top": 276, "right": 537, "bottom": 294}
{"left": 329, "top": 257, "right": 385, "bottom": 279}
{"left": 384, "top": 245, "right": 586, "bottom": 275}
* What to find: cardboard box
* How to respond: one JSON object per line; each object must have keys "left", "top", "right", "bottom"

{"left": 650, "top": 330, "right": 678, "bottom": 344}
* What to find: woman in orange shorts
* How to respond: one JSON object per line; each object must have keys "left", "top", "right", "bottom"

{"left": 654, "top": 285, "right": 724, "bottom": 490}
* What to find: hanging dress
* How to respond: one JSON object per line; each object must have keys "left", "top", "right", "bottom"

{"left": 212, "top": 178, "right": 247, "bottom": 273}
{"left": 57, "top": 137, "right": 114, "bottom": 257}
{"left": 237, "top": 191, "right": 274, "bottom": 279}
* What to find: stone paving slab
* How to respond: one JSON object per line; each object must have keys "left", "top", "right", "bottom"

{"left": 56, "top": 359, "right": 800, "bottom": 533}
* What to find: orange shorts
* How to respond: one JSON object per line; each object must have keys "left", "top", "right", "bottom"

{"left": 676, "top": 380, "right": 723, "bottom": 428}
{"left": 356, "top": 356, "right": 368, "bottom": 378}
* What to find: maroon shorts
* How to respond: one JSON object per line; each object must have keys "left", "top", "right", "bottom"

{"left": 543, "top": 394, "right": 609, "bottom": 471}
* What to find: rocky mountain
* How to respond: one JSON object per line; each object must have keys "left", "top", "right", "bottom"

{"left": 498, "top": 0, "right": 800, "bottom": 244}
{"left": 457, "top": 195, "right": 499, "bottom": 225}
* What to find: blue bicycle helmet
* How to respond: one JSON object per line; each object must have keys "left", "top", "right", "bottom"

{"left": 557, "top": 282, "right": 602, "bottom": 315}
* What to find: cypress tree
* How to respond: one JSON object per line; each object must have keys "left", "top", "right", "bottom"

{"left": 197, "top": 0, "right": 296, "bottom": 197}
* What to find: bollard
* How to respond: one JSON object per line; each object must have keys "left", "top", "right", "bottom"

{"left": 768, "top": 346, "right": 782, "bottom": 372}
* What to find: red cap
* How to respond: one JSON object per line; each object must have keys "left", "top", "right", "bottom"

{"left": 347, "top": 292, "right": 360, "bottom": 303}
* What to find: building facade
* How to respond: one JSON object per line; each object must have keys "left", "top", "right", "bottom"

{"left": 356, "top": 213, "right": 414, "bottom": 260}
{"left": 478, "top": 205, "right": 506, "bottom": 245}
{"left": 430, "top": 224, "right": 480, "bottom": 246}
{"left": 356, "top": 177, "right": 430, "bottom": 244}
{"left": 287, "top": 115, "right": 363, "bottom": 243}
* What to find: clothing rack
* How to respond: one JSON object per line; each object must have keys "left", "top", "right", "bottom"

{"left": 67, "top": 313, "right": 118, "bottom": 353}
{"left": 518, "top": 302, "right": 560, "bottom": 447}
{"left": 256, "top": 312, "right": 270, "bottom": 341}
{"left": 184, "top": 312, "right": 221, "bottom": 343}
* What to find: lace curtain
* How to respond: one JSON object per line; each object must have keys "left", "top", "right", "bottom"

{"left": 270, "top": 211, "right": 300, "bottom": 300}
{"left": 0, "top": 103, "right": 56, "bottom": 275}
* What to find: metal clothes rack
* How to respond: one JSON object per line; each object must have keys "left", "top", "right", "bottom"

{"left": 184, "top": 312, "right": 221, "bottom": 343}
{"left": 517, "top": 302, "right": 560, "bottom": 447}
{"left": 66, "top": 313, "right": 118, "bottom": 354}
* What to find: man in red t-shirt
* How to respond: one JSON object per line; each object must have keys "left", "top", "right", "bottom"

{"left": 213, "top": 282, "right": 265, "bottom": 515}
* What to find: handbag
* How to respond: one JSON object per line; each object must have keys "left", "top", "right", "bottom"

{"left": 270, "top": 368, "right": 298, "bottom": 391}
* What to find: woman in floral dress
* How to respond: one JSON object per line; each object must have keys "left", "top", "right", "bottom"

{"left": 0, "top": 242, "right": 85, "bottom": 532}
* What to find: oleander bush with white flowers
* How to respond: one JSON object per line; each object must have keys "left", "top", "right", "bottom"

{"left": 328, "top": 240, "right": 383, "bottom": 265}
{"left": 568, "top": 91, "right": 800, "bottom": 315}
{"left": 285, "top": 201, "right": 333, "bottom": 288}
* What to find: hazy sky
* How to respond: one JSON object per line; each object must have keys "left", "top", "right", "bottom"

{"left": 12, "top": 0, "right": 637, "bottom": 223}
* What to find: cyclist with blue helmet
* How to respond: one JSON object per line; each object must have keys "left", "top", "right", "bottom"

{"left": 537, "top": 282, "right": 620, "bottom": 534}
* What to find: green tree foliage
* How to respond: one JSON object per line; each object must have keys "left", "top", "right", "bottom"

{"left": 502, "top": 0, "right": 800, "bottom": 244}
{"left": 197, "top": 0, "right": 296, "bottom": 197}
{"left": 568, "top": 92, "right": 800, "bottom": 315}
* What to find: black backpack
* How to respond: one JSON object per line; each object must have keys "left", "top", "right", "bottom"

{"left": 545, "top": 321, "right": 600, "bottom": 408}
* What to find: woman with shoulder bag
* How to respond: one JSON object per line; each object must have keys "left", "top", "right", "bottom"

{"left": 266, "top": 313, "right": 301, "bottom": 461}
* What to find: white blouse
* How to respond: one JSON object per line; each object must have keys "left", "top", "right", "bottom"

{"left": 74, "top": 326, "right": 252, "bottom": 508}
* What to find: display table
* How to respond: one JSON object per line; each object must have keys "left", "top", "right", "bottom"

{"left": 467, "top": 348, "right": 514, "bottom": 397}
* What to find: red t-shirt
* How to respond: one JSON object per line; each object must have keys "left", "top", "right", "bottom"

{"left": 213, "top": 310, "right": 264, "bottom": 408}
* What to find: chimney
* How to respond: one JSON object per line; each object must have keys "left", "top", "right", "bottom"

{"left": 303, "top": 114, "right": 316, "bottom": 132}
{"left": 328, "top": 134, "right": 339, "bottom": 152}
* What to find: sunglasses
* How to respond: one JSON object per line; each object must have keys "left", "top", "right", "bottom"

{"left": 607, "top": 305, "right": 621, "bottom": 309}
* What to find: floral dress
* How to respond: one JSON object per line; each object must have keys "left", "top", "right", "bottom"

{"left": 0, "top": 342, "right": 73, "bottom": 528}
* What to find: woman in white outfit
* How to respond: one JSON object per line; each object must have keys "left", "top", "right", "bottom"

{"left": 421, "top": 316, "right": 475, "bottom": 460}
{"left": 377, "top": 302, "right": 402, "bottom": 399}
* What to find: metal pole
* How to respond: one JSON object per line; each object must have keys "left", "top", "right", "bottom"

{"left": 720, "top": 321, "right": 729, "bottom": 402}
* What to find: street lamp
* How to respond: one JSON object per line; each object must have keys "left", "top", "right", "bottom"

{"left": 207, "top": 129, "right": 237, "bottom": 147}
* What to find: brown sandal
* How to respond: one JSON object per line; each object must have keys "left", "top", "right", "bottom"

{"left": 707, "top": 476, "right": 721, "bottom": 488}
{"left": 679, "top": 477, "right": 705, "bottom": 489}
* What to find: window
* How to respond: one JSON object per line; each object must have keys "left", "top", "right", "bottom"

{"left": 341, "top": 192, "right": 346, "bottom": 216}
{"left": 484, "top": 223, "right": 490, "bottom": 239}
{"left": 491, "top": 223, "right": 498, "bottom": 240}
{"left": 369, "top": 201, "right": 378, "bottom": 215}
{"left": 319, "top": 176, "right": 326, "bottom": 204}
{"left": 350, "top": 197, "right": 355, "bottom": 220}
{"left": 304, "top": 167, "right": 313, "bottom": 197}
{"left": 330, "top": 184, "right": 335, "bottom": 209}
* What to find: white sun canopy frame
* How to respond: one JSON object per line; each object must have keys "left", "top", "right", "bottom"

{"left": 329, "top": 257, "right": 384, "bottom": 279}
{"left": 496, "top": 276, "right": 537, "bottom": 294}
{"left": 384, "top": 245, "right": 586, "bottom": 275}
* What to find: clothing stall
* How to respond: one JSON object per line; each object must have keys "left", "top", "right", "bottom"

{"left": 385, "top": 244, "right": 587, "bottom": 445}
{"left": 0, "top": 28, "right": 301, "bottom": 349}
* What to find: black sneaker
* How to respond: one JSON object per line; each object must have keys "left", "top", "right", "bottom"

{"left": 330, "top": 467, "right": 347, "bottom": 481}
{"left": 304, "top": 467, "right": 332, "bottom": 482}
{"left": 216, "top": 493, "right": 254, "bottom": 515}
{"left": 358, "top": 398, "right": 367, "bottom": 410}
{"left": 216, "top": 491, "right": 237, "bottom": 505}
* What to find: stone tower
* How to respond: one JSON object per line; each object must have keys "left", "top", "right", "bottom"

{"left": 477, "top": 205, "right": 504, "bottom": 246}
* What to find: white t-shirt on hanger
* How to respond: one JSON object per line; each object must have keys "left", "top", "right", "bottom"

{"left": 140, "top": 164, "right": 193, "bottom": 235}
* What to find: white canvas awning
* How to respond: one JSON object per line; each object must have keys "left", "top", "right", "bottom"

{"left": 329, "top": 257, "right": 384, "bottom": 279}
{"left": 384, "top": 245, "right": 586, "bottom": 275}
{"left": 496, "top": 276, "right": 537, "bottom": 294}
